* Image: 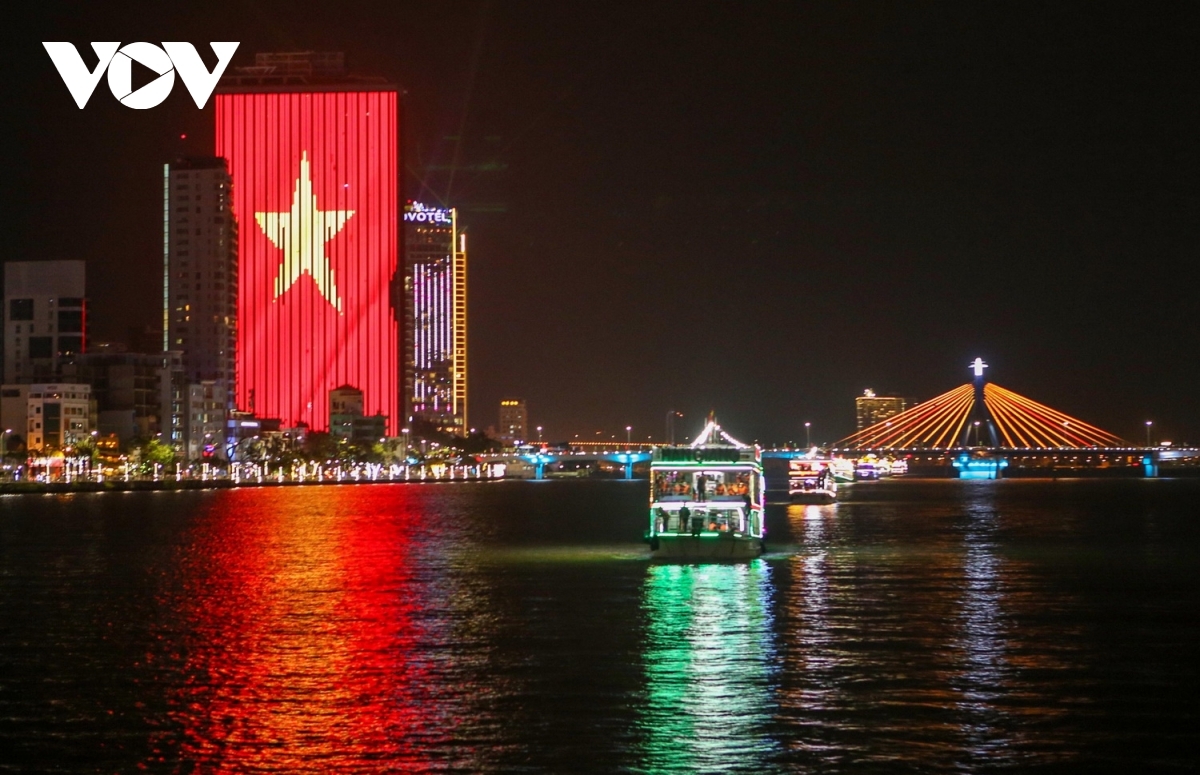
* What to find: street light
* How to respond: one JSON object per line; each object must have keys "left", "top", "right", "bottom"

{"left": 804, "top": 421, "right": 811, "bottom": 448}
{"left": 973, "top": 420, "right": 981, "bottom": 447}
{"left": 537, "top": 426, "right": 543, "bottom": 443}
{"left": 1146, "top": 420, "right": 1153, "bottom": 447}
{"left": 626, "top": 425, "right": 632, "bottom": 444}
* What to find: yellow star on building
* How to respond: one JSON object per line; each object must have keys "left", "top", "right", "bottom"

{"left": 255, "top": 152, "right": 354, "bottom": 312}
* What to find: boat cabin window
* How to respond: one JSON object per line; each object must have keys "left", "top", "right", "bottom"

{"left": 653, "top": 470, "right": 693, "bottom": 499}
{"left": 654, "top": 506, "right": 748, "bottom": 534}
{"left": 655, "top": 469, "right": 753, "bottom": 500}
{"left": 695, "top": 470, "right": 752, "bottom": 500}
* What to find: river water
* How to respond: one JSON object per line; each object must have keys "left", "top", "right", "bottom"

{"left": 1, "top": 479, "right": 1198, "bottom": 773}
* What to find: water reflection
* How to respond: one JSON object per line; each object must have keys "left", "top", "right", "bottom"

{"left": 772, "top": 484, "right": 1093, "bottom": 770}
{"left": 161, "top": 486, "right": 475, "bottom": 772}
{"left": 952, "top": 486, "right": 1015, "bottom": 760}
{"left": 637, "top": 561, "right": 780, "bottom": 773}
{"left": 776, "top": 503, "right": 856, "bottom": 767}
{"left": 792, "top": 505, "right": 841, "bottom": 701}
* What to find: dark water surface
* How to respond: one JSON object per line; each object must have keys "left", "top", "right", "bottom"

{"left": 2, "top": 479, "right": 1198, "bottom": 773}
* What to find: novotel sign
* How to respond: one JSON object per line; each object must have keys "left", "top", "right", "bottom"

{"left": 404, "top": 202, "right": 453, "bottom": 225}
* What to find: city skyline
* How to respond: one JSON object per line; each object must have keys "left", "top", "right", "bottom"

{"left": 4, "top": 2, "right": 1197, "bottom": 444}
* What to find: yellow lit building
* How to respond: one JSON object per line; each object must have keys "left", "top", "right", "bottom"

{"left": 855, "top": 389, "right": 907, "bottom": 431}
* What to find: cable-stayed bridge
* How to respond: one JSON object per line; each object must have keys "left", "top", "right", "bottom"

{"left": 824, "top": 358, "right": 1171, "bottom": 478}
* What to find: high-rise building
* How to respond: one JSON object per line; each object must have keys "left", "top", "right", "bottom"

{"left": 856, "top": 389, "right": 908, "bottom": 431}
{"left": 215, "top": 52, "right": 400, "bottom": 433}
{"left": 163, "top": 158, "right": 238, "bottom": 457}
{"left": 163, "top": 158, "right": 238, "bottom": 389}
{"left": 3, "top": 261, "right": 86, "bottom": 384}
{"left": 498, "top": 398, "right": 527, "bottom": 444}
{"left": 404, "top": 201, "right": 468, "bottom": 434}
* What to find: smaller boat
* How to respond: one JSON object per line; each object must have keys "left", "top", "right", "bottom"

{"left": 828, "top": 457, "right": 856, "bottom": 484}
{"left": 854, "top": 460, "right": 880, "bottom": 480}
{"left": 646, "top": 417, "right": 765, "bottom": 560}
{"left": 788, "top": 458, "right": 837, "bottom": 503}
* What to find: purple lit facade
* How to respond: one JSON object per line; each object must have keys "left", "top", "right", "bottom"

{"left": 403, "top": 201, "right": 467, "bottom": 433}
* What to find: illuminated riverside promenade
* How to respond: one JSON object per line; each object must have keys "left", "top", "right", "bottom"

{"left": 4, "top": 360, "right": 1194, "bottom": 490}
{"left": 0, "top": 460, "right": 502, "bottom": 493}
{"left": 4, "top": 443, "right": 1195, "bottom": 494}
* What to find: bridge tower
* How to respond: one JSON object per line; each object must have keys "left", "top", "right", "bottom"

{"left": 963, "top": 358, "right": 1000, "bottom": 447}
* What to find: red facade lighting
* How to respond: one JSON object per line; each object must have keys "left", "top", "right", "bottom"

{"left": 215, "top": 90, "right": 399, "bottom": 434}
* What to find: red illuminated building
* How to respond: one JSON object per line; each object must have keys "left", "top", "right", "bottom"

{"left": 214, "top": 53, "right": 400, "bottom": 434}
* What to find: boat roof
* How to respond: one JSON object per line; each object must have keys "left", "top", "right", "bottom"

{"left": 689, "top": 419, "right": 748, "bottom": 449}
{"left": 653, "top": 418, "right": 761, "bottom": 466}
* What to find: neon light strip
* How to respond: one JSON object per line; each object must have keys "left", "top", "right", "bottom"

{"left": 841, "top": 384, "right": 973, "bottom": 448}
{"left": 986, "top": 384, "right": 1123, "bottom": 447}
{"left": 836, "top": 381, "right": 1124, "bottom": 449}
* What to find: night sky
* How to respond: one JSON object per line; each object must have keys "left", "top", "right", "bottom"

{"left": 4, "top": 2, "right": 1198, "bottom": 445}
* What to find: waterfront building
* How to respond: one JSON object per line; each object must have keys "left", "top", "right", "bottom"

{"left": 60, "top": 351, "right": 186, "bottom": 449}
{"left": 162, "top": 156, "right": 237, "bottom": 449}
{"left": 404, "top": 201, "right": 468, "bottom": 434}
{"left": 498, "top": 398, "right": 527, "bottom": 444}
{"left": 330, "top": 384, "right": 386, "bottom": 443}
{"left": 185, "top": 381, "right": 229, "bottom": 460}
{"left": 855, "top": 389, "right": 907, "bottom": 431}
{"left": 0, "top": 383, "right": 93, "bottom": 451}
{"left": 215, "top": 51, "right": 400, "bottom": 434}
{"left": 3, "top": 261, "right": 86, "bottom": 384}
{"left": 0, "top": 385, "right": 29, "bottom": 449}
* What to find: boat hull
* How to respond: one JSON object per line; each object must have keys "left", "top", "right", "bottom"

{"left": 650, "top": 534, "right": 763, "bottom": 560}
{"left": 790, "top": 492, "right": 836, "bottom": 504}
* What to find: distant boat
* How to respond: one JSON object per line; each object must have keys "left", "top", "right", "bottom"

{"left": 828, "top": 458, "right": 856, "bottom": 484}
{"left": 788, "top": 458, "right": 837, "bottom": 503}
{"left": 646, "top": 417, "right": 765, "bottom": 560}
{"left": 854, "top": 461, "right": 881, "bottom": 480}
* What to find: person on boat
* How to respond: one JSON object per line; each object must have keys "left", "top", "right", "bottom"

{"left": 679, "top": 504, "right": 691, "bottom": 534}
{"left": 696, "top": 474, "right": 707, "bottom": 502}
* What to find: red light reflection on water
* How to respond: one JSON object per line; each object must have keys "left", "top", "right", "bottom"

{"left": 165, "top": 486, "right": 452, "bottom": 771}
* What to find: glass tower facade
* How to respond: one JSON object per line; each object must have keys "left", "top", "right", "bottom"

{"left": 214, "top": 86, "right": 400, "bottom": 433}
{"left": 404, "top": 201, "right": 467, "bottom": 433}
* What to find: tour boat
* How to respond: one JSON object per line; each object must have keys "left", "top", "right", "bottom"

{"left": 646, "top": 418, "right": 765, "bottom": 560}
{"left": 788, "top": 458, "right": 837, "bottom": 503}
{"left": 828, "top": 457, "right": 856, "bottom": 484}
{"left": 854, "top": 461, "right": 880, "bottom": 480}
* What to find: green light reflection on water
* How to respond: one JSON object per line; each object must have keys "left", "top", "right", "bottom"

{"left": 637, "top": 560, "right": 781, "bottom": 773}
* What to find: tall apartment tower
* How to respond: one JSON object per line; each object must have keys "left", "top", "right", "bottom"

{"left": 404, "top": 201, "right": 468, "bottom": 434}
{"left": 855, "top": 389, "right": 908, "bottom": 431}
{"left": 163, "top": 158, "right": 238, "bottom": 390}
{"left": 215, "top": 52, "right": 401, "bottom": 434}
{"left": 163, "top": 158, "right": 238, "bottom": 457}
{"left": 3, "top": 260, "right": 87, "bottom": 384}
